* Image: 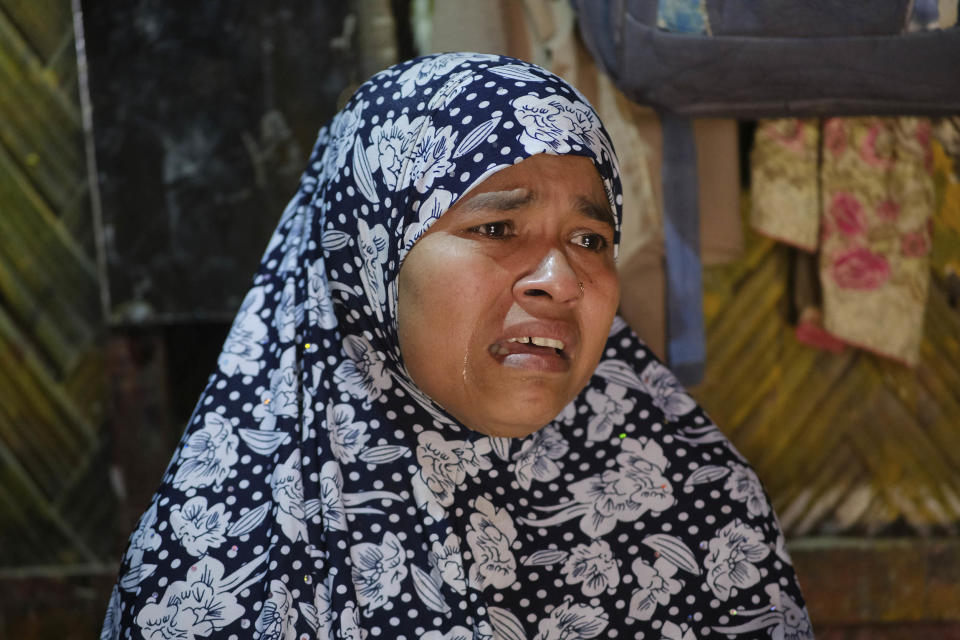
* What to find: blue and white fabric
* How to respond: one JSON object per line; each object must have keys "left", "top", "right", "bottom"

{"left": 102, "top": 53, "right": 813, "bottom": 640}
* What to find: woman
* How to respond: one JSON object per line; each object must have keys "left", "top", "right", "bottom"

{"left": 102, "top": 53, "right": 813, "bottom": 640}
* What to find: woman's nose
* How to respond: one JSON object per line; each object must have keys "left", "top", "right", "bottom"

{"left": 514, "top": 248, "right": 582, "bottom": 304}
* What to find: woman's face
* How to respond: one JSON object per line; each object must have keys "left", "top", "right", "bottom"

{"left": 397, "top": 154, "right": 620, "bottom": 438}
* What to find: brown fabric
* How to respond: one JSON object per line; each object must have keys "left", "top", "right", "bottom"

{"left": 695, "top": 119, "right": 744, "bottom": 264}
{"left": 429, "top": 0, "right": 508, "bottom": 54}
{"left": 615, "top": 241, "right": 667, "bottom": 362}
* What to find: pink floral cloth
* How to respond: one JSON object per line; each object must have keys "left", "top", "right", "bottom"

{"left": 751, "top": 117, "right": 936, "bottom": 365}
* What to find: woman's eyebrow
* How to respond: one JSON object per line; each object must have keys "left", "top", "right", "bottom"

{"left": 457, "top": 188, "right": 614, "bottom": 228}
{"left": 459, "top": 188, "right": 533, "bottom": 213}
{"left": 575, "top": 195, "right": 616, "bottom": 229}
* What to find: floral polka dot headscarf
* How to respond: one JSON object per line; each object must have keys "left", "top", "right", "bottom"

{"left": 102, "top": 53, "right": 813, "bottom": 640}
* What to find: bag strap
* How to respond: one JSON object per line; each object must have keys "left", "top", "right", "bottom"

{"left": 661, "top": 113, "right": 706, "bottom": 385}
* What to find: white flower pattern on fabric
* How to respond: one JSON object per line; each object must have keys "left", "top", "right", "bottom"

{"left": 629, "top": 557, "right": 682, "bottom": 621}
{"left": 317, "top": 100, "right": 363, "bottom": 186}
{"left": 427, "top": 69, "right": 476, "bottom": 111}
{"left": 395, "top": 52, "right": 498, "bottom": 98}
{"left": 252, "top": 347, "right": 299, "bottom": 431}
{"left": 305, "top": 258, "right": 338, "bottom": 330}
{"left": 725, "top": 463, "right": 772, "bottom": 519}
{"left": 276, "top": 212, "right": 307, "bottom": 274}
{"left": 704, "top": 519, "right": 771, "bottom": 600}
{"left": 255, "top": 579, "right": 298, "bottom": 640}
{"left": 365, "top": 114, "right": 425, "bottom": 191}
{"left": 318, "top": 460, "right": 347, "bottom": 532}
{"left": 533, "top": 597, "right": 609, "bottom": 640}
{"left": 169, "top": 497, "right": 230, "bottom": 557}
{"left": 777, "top": 587, "right": 815, "bottom": 640}
{"left": 511, "top": 93, "right": 613, "bottom": 165}
{"left": 334, "top": 334, "right": 392, "bottom": 404}
{"left": 325, "top": 402, "right": 370, "bottom": 464}
{"left": 430, "top": 533, "right": 467, "bottom": 595}
{"left": 350, "top": 531, "right": 408, "bottom": 612}
{"left": 100, "top": 586, "right": 120, "bottom": 640}
{"left": 711, "top": 583, "right": 814, "bottom": 639}
{"left": 560, "top": 540, "right": 620, "bottom": 597}
{"left": 274, "top": 280, "right": 303, "bottom": 344}
{"left": 135, "top": 557, "right": 245, "bottom": 639}
{"left": 513, "top": 424, "right": 569, "bottom": 490}
{"left": 422, "top": 627, "right": 473, "bottom": 640}
{"left": 172, "top": 412, "right": 239, "bottom": 491}
{"left": 547, "top": 438, "right": 675, "bottom": 537}
{"left": 413, "top": 431, "right": 492, "bottom": 519}
{"left": 218, "top": 287, "right": 268, "bottom": 377}
{"left": 299, "top": 576, "right": 334, "bottom": 638}
{"left": 639, "top": 361, "right": 697, "bottom": 421}
{"left": 124, "top": 500, "right": 161, "bottom": 569}
{"left": 402, "top": 187, "right": 454, "bottom": 254}
{"left": 466, "top": 496, "right": 518, "bottom": 591}
{"left": 339, "top": 601, "right": 367, "bottom": 640}
{"left": 408, "top": 122, "right": 457, "bottom": 193}
{"left": 585, "top": 384, "right": 636, "bottom": 441}
{"left": 271, "top": 450, "right": 309, "bottom": 543}
{"left": 356, "top": 218, "right": 390, "bottom": 316}
{"left": 661, "top": 621, "right": 698, "bottom": 640}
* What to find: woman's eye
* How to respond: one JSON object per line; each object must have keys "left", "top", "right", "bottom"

{"left": 469, "top": 221, "right": 513, "bottom": 238}
{"left": 573, "top": 232, "right": 608, "bottom": 252}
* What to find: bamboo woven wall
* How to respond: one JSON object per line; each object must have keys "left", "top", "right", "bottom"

{"left": 0, "top": 0, "right": 114, "bottom": 572}
{"left": 693, "top": 191, "right": 960, "bottom": 539}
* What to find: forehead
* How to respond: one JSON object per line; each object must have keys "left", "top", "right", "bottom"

{"left": 451, "top": 154, "right": 610, "bottom": 212}
{"left": 468, "top": 153, "right": 602, "bottom": 190}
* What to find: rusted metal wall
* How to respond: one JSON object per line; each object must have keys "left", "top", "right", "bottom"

{"left": 82, "top": 0, "right": 358, "bottom": 323}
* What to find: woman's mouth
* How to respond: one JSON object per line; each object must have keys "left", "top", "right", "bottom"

{"left": 490, "top": 336, "right": 565, "bottom": 356}
{"left": 488, "top": 336, "right": 570, "bottom": 372}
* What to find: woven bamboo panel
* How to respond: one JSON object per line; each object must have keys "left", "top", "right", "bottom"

{"left": 0, "top": 0, "right": 113, "bottom": 570}
{"left": 693, "top": 204, "right": 960, "bottom": 538}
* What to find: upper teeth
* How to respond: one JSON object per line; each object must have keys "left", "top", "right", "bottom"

{"left": 508, "top": 336, "right": 565, "bottom": 350}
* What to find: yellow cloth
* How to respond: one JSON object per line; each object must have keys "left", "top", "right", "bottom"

{"left": 750, "top": 119, "right": 821, "bottom": 251}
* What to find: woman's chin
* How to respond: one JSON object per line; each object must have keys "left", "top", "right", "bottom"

{"left": 464, "top": 421, "right": 546, "bottom": 439}
{"left": 459, "top": 402, "right": 568, "bottom": 439}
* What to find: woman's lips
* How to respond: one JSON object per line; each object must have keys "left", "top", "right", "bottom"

{"left": 488, "top": 337, "right": 570, "bottom": 372}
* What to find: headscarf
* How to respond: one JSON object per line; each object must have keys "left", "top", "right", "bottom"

{"left": 102, "top": 53, "right": 813, "bottom": 640}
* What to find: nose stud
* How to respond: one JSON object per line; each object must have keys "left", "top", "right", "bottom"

{"left": 578, "top": 281, "right": 584, "bottom": 298}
